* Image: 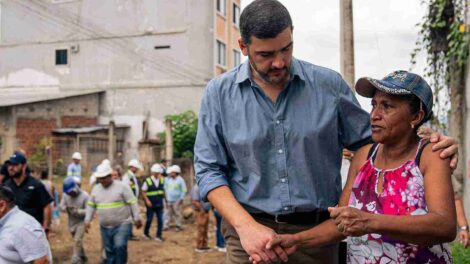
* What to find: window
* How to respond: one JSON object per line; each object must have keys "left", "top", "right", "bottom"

{"left": 233, "top": 49, "right": 241, "bottom": 67}
{"left": 216, "top": 0, "right": 226, "bottom": 16}
{"left": 55, "top": 49, "right": 68, "bottom": 65}
{"left": 232, "top": 3, "right": 240, "bottom": 26}
{"left": 217, "top": 40, "right": 226, "bottom": 66}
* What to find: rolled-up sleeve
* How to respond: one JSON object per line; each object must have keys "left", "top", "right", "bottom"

{"left": 337, "top": 77, "right": 372, "bottom": 151}
{"left": 194, "top": 80, "right": 230, "bottom": 202}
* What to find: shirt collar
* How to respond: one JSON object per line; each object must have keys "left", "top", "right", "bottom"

{"left": 0, "top": 206, "right": 19, "bottom": 229}
{"left": 235, "top": 57, "right": 306, "bottom": 85}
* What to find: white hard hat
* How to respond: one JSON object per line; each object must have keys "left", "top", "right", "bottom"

{"left": 94, "top": 162, "right": 113, "bottom": 178}
{"left": 167, "top": 164, "right": 181, "bottom": 174}
{"left": 72, "top": 152, "right": 82, "bottom": 160}
{"left": 101, "top": 159, "right": 110, "bottom": 166}
{"left": 128, "top": 159, "right": 142, "bottom": 170}
{"left": 150, "top": 163, "right": 163, "bottom": 174}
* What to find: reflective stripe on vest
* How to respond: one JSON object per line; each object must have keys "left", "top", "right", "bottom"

{"left": 67, "top": 171, "right": 81, "bottom": 177}
{"left": 146, "top": 178, "right": 153, "bottom": 186}
{"left": 147, "top": 190, "right": 165, "bottom": 197}
{"left": 87, "top": 198, "right": 136, "bottom": 209}
{"left": 87, "top": 201, "right": 125, "bottom": 209}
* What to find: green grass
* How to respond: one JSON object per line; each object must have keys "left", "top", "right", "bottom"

{"left": 452, "top": 242, "right": 470, "bottom": 264}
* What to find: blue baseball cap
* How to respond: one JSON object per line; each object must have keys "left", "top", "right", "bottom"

{"left": 63, "top": 176, "right": 78, "bottom": 194}
{"left": 355, "top": 70, "right": 433, "bottom": 121}
{"left": 8, "top": 152, "right": 27, "bottom": 165}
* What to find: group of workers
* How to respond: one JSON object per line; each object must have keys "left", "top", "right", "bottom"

{"left": 61, "top": 153, "right": 219, "bottom": 264}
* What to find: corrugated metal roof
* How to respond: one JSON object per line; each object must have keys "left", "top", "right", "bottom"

{"left": 53, "top": 124, "right": 130, "bottom": 134}
{"left": 0, "top": 88, "right": 105, "bottom": 107}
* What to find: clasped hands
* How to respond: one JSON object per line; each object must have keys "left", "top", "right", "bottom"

{"left": 245, "top": 207, "right": 369, "bottom": 264}
{"left": 239, "top": 221, "right": 297, "bottom": 264}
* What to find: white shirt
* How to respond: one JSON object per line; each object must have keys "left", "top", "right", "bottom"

{"left": 0, "top": 206, "right": 52, "bottom": 263}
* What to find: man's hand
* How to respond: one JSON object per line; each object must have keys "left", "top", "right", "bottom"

{"left": 459, "top": 229, "right": 469, "bottom": 248}
{"left": 249, "top": 234, "right": 298, "bottom": 263}
{"left": 418, "top": 128, "right": 459, "bottom": 169}
{"left": 236, "top": 221, "right": 289, "bottom": 263}
{"left": 342, "top": 149, "right": 354, "bottom": 161}
{"left": 329, "top": 206, "right": 370, "bottom": 237}
{"left": 145, "top": 200, "right": 152, "bottom": 207}
{"left": 32, "top": 255, "right": 50, "bottom": 264}
{"left": 135, "top": 220, "right": 143, "bottom": 229}
{"left": 85, "top": 222, "right": 91, "bottom": 233}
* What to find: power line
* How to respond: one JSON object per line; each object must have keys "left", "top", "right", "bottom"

{"left": 8, "top": 0, "right": 212, "bottom": 82}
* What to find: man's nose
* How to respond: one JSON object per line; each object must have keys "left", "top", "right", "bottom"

{"left": 272, "top": 53, "right": 285, "bottom": 69}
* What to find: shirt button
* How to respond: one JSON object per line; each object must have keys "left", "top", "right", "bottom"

{"left": 278, "top": 149, "right": 283, "bottom": 154}
{"left": 283, "top": 207, "right": 289, "bottom": 211}
{"left": 281, "top": 178, "right": 286, "bottom": 183}
{"left": 276, "top": 120, "right": 281, "bottom": 125}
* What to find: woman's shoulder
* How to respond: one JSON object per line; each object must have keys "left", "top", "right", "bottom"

{"left": 350, "top": 143, "right": 375, "bottom": 167}
{"left": 356, "top": 143, "right": 375, "bottom": 159}
{"left": 418, "top": 140, "right": 450, "bottom": 169}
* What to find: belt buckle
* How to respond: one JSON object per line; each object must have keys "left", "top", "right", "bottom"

{"left": 274, "top": 214, "right": 288, "bottom": 224}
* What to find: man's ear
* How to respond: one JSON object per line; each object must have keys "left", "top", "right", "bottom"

{"left": 238, "top": 38, "right": 249, "bottom": 57}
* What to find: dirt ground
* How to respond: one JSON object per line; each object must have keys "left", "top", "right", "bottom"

{"left": 49, "top": 206, "right": 226, "bottom": 264}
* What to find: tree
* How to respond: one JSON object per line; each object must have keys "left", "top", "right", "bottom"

{"left": 412, "top": 0, "right": 469, "bottom": 184}
{"left": 159, "top": 111, "right": 198, "bottom": 159}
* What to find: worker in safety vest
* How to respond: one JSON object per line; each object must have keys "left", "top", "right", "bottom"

{"left": 141, "top": 163, "right": 166, "bottom": 241}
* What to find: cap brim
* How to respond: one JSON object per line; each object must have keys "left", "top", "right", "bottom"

{"left": 94, "top": 174, "right": 111, "bottom": 178}
{"left": 355, "top": 77, "right": 412, "bottom": 98}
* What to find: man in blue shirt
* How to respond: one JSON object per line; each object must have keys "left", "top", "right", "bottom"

{"left": 194, "top": 1, "right": 458, "bottom": 263}
{"left": 67, "top": 152, "right": 82, "bottom": 184}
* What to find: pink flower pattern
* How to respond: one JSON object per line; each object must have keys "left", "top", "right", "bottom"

{"left": 346, "top": 144, "right": 453, "bottom": 264}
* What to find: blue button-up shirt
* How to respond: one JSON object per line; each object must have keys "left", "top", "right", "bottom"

{"left": 195, "top": 58, "right": 371, "bottom": 215}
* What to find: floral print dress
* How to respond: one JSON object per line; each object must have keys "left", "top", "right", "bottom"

{"left": 347, "top": 141, "right": 453, "bottom": 264}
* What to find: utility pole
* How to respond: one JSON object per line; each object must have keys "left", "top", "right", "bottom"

{"left": 108, "top": 120, "right": 115, "bottom": 165}
{"left": 340, "top": 0, "right": 355, "bottom": 89}
{"left": 339, "top": 2, "right": 355, "bottom": 262}
{"left": 165, "top": 119, "right": 173, "bottom": 165}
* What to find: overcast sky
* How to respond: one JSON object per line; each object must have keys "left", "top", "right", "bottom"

{"left": 241, "top": 0, "right": 427, "bottom": 111}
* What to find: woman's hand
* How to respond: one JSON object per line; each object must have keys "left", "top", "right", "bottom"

{"left": 329, "top": 206, "right": 371, "bottom": 237}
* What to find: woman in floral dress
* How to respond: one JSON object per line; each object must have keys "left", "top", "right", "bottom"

{"left": 264, "top": 71, "right": 456, "bottom": 264}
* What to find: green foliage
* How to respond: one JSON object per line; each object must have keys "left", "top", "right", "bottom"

{"left": 159, "top": 111, "right": 198, "bottom": 159}
{"left": 451, "top": 242, "right": 470, "bottom": 263}
{"left": 28, "top": 137, "right": 52, "bottom": 171}
{"left": 411, "top": 0, "right": 469, "bottom": 130}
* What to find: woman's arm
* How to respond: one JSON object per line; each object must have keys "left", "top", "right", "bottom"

{"left": 267, "top": 144, "right": 373, "bottom": 249}
{"left": 332, "top": 143, "right": 456, "bottom": 246}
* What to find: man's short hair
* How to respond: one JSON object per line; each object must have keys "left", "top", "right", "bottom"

{"left": 0, "top": 185, "right": 15, "bottom": 207}
{"left": 240, "top": 0, "right": 293, "bottom": 44}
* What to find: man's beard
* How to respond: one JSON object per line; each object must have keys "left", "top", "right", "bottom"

{"left": 249, "top": 57, "right": 290, "bottom": 85}
{"left": 10, "top": 169, "right": 22, "bottom": 178}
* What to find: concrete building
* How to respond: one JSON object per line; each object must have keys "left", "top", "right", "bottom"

{"left": 0, "top": 0, "right": 241, "bottom": 162}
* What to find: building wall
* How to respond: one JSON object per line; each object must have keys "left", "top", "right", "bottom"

{"left": 61, "top": 116, "right": 97, "bottom": 128}
{"left": 0, "top": 0, "right": 217, "bottom": 161}
{"left": 215, "top": 0, "right": 241, "bottom": 75}
{"left": 0, "top": 93, "right": 100, "bottom": 162}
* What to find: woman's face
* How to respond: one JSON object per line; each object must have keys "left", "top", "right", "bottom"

{"left": 370, "top": 90, "right": 419, "bottom": 144}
